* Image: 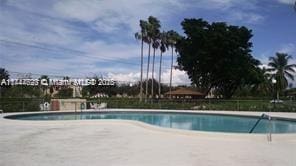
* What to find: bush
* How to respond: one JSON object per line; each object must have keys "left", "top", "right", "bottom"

{"left": 87, "top": 98, "right": 296, "bottom": 112}
{"left": 0, "top": 98, "right": 42, "bottom": 112}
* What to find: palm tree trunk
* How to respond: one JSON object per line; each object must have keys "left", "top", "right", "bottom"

{"left": 158, "top": 51, "right": 163, "bottom": 98}
{"left": 145, "top": 43, "right": 151, "bottom": 101}
{"left": 140, "top": 39, "right": 144, "bottom": 102}
{"left": 169, "top": 46, "right": 174, "bottom": 99}
{"left": 151, "top": 48, "right": 156, "bottom": 98}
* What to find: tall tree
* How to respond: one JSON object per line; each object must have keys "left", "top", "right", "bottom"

{"left": 167, "top": 30, "right": 181, "bottom": 99}
{"left": 158, "top": 31, "right": 168, "bottom": 97}
{"left": 144, "top": 19, "right": 153, "bottom": 101}
{"left": 268, "top": 53, "right": 296, "bottom": 99}
{"left": 148, "top": 16, "right": 161, "bottom": 98}
{"left": 176, "top": 18, "right": 261, "bottom": 98}
{"left": 135, "top": 20, "right": 149, "bottom": 102}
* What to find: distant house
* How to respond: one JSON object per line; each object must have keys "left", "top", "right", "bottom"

{"left": 51, "top": 99, "right": 86, "bottom": 111}
{"left": 164, "top": 87, "right": 204, "bottom": 99}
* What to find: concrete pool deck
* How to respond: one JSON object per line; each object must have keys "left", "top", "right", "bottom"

{"left": 0, "top": 109, "right": 296, "bottom": 166}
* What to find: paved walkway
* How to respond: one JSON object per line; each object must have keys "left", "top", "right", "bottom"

{"left": 0, "top": 110, "right": 296, "bottom": 166}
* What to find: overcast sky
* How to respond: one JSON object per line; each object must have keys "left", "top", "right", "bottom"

{"left": 0, "top": 0, "right": 295, "bottom": 85}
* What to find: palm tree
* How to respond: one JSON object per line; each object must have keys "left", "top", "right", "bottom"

{"left": 148, "top": 16, "right": 161, "bottom": 99}
{"left": 135, "top": 20, "right": 149, "bottom": 102}
{"left": 166, "top": 30, "right": 181, "bottom": 99}
{"left": 137, "top": 19, "right": 152, "bottom": 101}
{"left": 268, "top": 53, "right": 296, "bottom": 99}
{"left": 158, "top": 31, "right": 168, "bottom": 97}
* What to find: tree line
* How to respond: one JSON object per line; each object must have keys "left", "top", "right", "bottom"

{"left": 135, "top": 17, "right": 296, "bottom": 99}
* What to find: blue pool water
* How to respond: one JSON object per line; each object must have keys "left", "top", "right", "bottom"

{"left": 5, "top": 111, "right": 296, "bottom": 133}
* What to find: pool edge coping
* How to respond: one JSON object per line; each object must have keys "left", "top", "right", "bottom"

{"left": 2, "top": 109, "right": 296, "bottom": 140}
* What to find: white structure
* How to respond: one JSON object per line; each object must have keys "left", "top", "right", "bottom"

{"left": 51, "top": 99, "right": 86, "bottom": 111}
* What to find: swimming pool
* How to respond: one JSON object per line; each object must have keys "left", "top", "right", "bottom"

{"left": 5, "top": 111, "right": 296, "bottom": 133}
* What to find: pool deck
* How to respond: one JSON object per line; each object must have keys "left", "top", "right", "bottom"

{"left": 1, "top": 109, "right": 296, "bottom": 166}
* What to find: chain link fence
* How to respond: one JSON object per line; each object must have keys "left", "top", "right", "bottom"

{"left": 0, "top": 99, "right": 44, "bottom": 112}
{"left": 0, "top": 98, "right": 295, "bottom": 113}
{"left": 95, "top": 98, "right": 296, "bottom": 112}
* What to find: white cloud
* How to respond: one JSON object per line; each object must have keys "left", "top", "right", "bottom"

{"left": 228, "top": 10, "right": 264, "bottom": 24}
{"left": 191, "top": 0, "right": 254, "bottom": 10}
{"left": 278, "top": 43, "right": 296, "bottom": 54}
{"left": 0, "top": 7, "right": 82, "bottom": 47}
{"left": 0, "top": 0, "right": 270, "bottom": 82}
{"left": 53, "top": 0, "right": 263, "bottom": 34}
{"left": 207, "top": 0, "right": 264, "bottom": 24}
{"left": 108, "top": 68, "right": 190, "bottom": 86}
{"left": 80, "top": 41, "right": 139, "bottom": 59}
{"left": 161, "top": 68, "right": 191, "bottom": 85}
{"left": 1, "top": 0, "right": 265, "bottom": 49}
{"left": 108, "top": 72, "right": 141, "bottom": 83}
{"left": 53, "top": 0, "right": 186, "bottom": 34}
{"left": 277, "top": 0, "right": 295, "bottom": 5}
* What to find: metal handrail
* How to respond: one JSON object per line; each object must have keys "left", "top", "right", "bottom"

{"left": 249, "top": 113, "right": 267, "bottom": 133}
{"left": 249, "top": 113, "right": 272, "bottom": 142}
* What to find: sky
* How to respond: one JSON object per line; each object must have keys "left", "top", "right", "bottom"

{"left": 0, "top": 0, "right": 296, "bottom": 86}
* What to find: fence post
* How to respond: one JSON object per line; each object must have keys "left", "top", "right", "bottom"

{"left": 41, "top": 99, "right": 44, "bottom": 111}
{"left": 267, "top": 116, "right": 272, "bottom": 142}
{"left": 75, "top": 102, "right": 77, "bottom": 112}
